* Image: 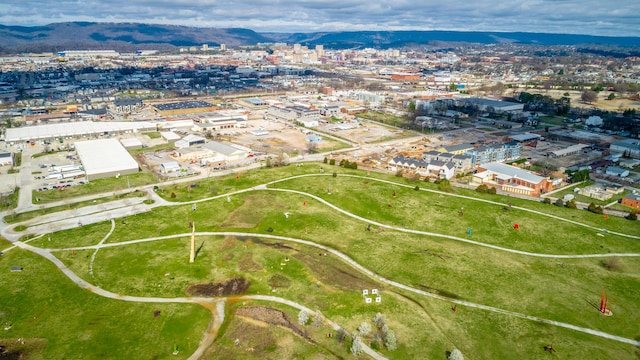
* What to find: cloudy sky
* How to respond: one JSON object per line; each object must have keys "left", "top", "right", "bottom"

{"left": 2, "top": 0, "right": 639, "bottom": 37}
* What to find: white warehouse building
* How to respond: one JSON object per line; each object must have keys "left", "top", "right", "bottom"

{"left": 75, "top": 138, "right": 139, "bottom": 180}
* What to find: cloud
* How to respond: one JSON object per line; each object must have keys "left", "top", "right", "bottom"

{"left": 0, "top": 0, "right": 639, "bottom": 37}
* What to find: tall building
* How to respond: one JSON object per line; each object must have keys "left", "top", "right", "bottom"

{"left": 220, "top": 44, "right": 227, "bottom": 51}
{"left": 315, "top": 45, "right": 324, "bottom": 57}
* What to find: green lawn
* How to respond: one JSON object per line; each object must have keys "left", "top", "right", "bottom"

{"left": 0, "top": 187, "right": 19, "bottom": 210}
{"left": 0, "top": 248, "right": 210, "bottom": 359}
{"left": 142, "top": 131, "right": 162, "bottom": 139}
{"left": 6, "top": 163, "right": 640, "bottom": 359}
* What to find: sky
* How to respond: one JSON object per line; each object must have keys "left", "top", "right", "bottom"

{"left": 2, "top": 0, "right": 640, "bottom": 37}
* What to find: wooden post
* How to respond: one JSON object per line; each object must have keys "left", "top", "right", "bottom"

{"left": 189, "top": 221, "right": 196, "bottom": 263}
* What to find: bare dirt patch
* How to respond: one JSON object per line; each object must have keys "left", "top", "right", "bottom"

{"left": 219, "top": 199, "right": 267, "bottom": 228}
{"left": 236, "top": 306, "right": 307, "bottom": 339}
{"left": 220, "top": 235, "right": 237, "bottom": 251}
{"left": 186, "top": 277, "right": 250, "bottom": 297}
{"left": 293, "top": 252, "right": 380, "bottom": 292}
{"left": 238, "top": 252, "right": 263, "bottom": 272}
{"left": 0, "top": 338, "right": 47, "bottom": 360}
{"left": 268, "top": 274, "right": 292, "bottom": 288}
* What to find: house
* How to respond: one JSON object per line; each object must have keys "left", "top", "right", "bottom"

{"left": 388, "top": 155, "right": 456, "bottom": 179}
{"left": 438, "top": 143, "right": 473, "bottom": 155}
{"left": 621, "top": 193, "right": 640, "bottom": 209}
{"left": 605, "top": 166, "right": 630, "bottom": 177}
{"left": 465, "top": 142, "right": 522, "bottom": 165}
{"left": 473, "top": 162, "right": 551, "bottom": 197}
{"left": 422, "top": 151, "right": 473, "bottom": 172}
{"left": 113, "top": 99, "right": 143, "bottom": 114}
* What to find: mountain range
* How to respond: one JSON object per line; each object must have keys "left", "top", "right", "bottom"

{"left": 1, "top": 22, "right": 639, "bottom": 54}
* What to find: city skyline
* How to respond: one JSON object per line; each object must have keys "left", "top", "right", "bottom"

{"left": 2, "top": 0, "right": 640, "bottom": 37}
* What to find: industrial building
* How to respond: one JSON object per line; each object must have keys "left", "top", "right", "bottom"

{"left": 610, "top": 139, "right": 640, "bottom": 158}
{"left": 75, "top": 139, "right": 139, "bottom": 180}
{"left": 0, "top": 152, "right": 14, "bottom": 166}
{"left": 3, "top": 121, "right": 156, "bottom": 144}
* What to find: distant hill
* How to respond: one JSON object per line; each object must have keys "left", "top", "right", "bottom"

{"left": 0, "top": 22, "right": 638, "bottom": 54}
{"left": 0, "top": 22, "right": 271, "bottom": 53}
{"left": 268, "top": 30, "right": 640, "bottom": 49}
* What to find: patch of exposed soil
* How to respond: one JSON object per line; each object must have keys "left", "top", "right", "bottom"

{"left": 0, "top": 338, "right": 47, "bottom": 360}
{"left": 268, "top": 274, "right": 292, "bottom": 288}
{"left": 236, "top": 236, "right": 296, "bottom": 250}
{"left": 220, "top": 236, "right": 237, "bottom": 251}
{"left": 186, "top": 277, "right": 250, "bottom": 297}
{"left": 236, "top": 306, "right": 307, "bottom": 339}
{"left": 238, "top": 252, "right": 263, "bottom": 272}
{"left": 293, "top": 252, "right": 379, "bottom": 292}
{"left": 224, "top": 321, "right": 276, "bottom": 353}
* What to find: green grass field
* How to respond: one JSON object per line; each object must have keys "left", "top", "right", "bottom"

{"left": 0, "top": 248, "right": 210, "bottom": 359}
{"left": 4, "top": 163, "right": 640, "bottom": 359}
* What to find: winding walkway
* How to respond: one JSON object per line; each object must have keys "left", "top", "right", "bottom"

{"left": 14, "top": 239, "right": 386, "bottom": 359}
{"left": 51, "top": 231, "right": 640, "bottom": 347}
{"left": 3, "top": 172, "right": 640, "bottom": 357}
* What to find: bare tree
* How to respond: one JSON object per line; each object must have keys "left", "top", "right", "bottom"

{"left": 581, "top": 90, "right": 597, "bottom": 104}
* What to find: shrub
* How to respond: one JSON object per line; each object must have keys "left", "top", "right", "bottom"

{"left": 554, "top": 199, "right": 564, "bottom": 207}
{"left": 543, "top": 198, "right": 551, "bottom": 204}
{"left": 587, "top": 202, "right": 604, "bottom": 214}
{"left": 297, "top": 310, "right": 309, "bottom": 325}
{"left": 395, "top": 170, "right": 403, "bottom": 177}
{"left": 566, "top": 199, "right": 577, "bottom": 209}
{"left": 350, "top": 336, "right": 363, "bottom": 355}
{"left": 323, "top": 156, "right": 328, "bottom": 164}
{"left": 601, "top": 256, "right": 622, "bottom": 271}
{"left": 312, "top": 311, "right": 324, "bottom": 328}
{"left": 357, "top": 322, "right": 371, "bottom": 336}
{"left": 487, "top": 187, "right": 497, "bottom": 195}
{"left": 383, "top": 329, "right": 397, "bottom": 350}
{"left": 372, "top": 313, "right": 385, "bottom": 329}
{"left": 437, "top": 179, "right": 454, "bottom": 192}
{"left": 332, "top": 171, "right": 337, "bottom": 177}
{"left": 336, "top": 328, "right": 347, "bottom": 343}
{"left": 414, "top": 185, "right": 420, "bottom": 191}
{"left": 329, "top": 159, "right": 335, "bottom": 165}
{"left": 626, "top": 212, "right": 638, "bottom": 220}
{"left": 448, "top": 349, "right": 464, "bottom": 360}
{"left": 476, "top": 184, "right": 489, "bottom": 193}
